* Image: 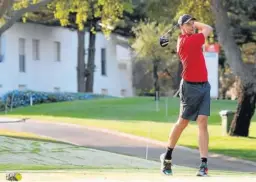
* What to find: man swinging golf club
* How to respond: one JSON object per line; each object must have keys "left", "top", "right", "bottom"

{"left": 160, "top": 14, "right": 213, "bottom": 176}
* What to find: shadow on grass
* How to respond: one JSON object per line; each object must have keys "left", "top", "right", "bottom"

{"left": 210, "top": 148, "right": 256, "bottom": 162}
{"left": 248, "top": 136, "right": 256, "bottom": 139}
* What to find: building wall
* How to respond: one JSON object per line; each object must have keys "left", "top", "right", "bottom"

{"left": 204, "top": 52, "right": 219, "bottom": 99}
{"left": 0, "top": 22, "right": 133, "bottom": 97}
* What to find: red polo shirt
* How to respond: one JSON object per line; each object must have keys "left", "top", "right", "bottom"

{"left": 177, "top": 33, "right": 208, "bottom": 82}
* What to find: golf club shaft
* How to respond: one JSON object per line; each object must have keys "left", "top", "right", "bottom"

{"left": 163, "top": 24, "right": 178, "bottom": 37}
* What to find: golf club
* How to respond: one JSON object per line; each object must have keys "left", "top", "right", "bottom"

{"left": 159, "top": 23, "right": 179, "bottom": 47}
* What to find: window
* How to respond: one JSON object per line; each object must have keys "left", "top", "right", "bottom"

{"left": 121, "top": 89, "right": 126, "bottom": 97}
{"left": 18, "top": 84, "right": 27, "bottom": 91}
{"left": 54, "top": 87, "right": 60, "bottom": 92}
{"left": 0, "top": 36, "right": 1, "bottom": 55}
{"left": 0, "top": 35, "right": 3, "bottom": 63}
{"left": 101, "top": 48, "right": 106, "bottom": 76}
{"left": 54, "top": 41, "right": 61, "bottom": 61}
{"left": 101, "top": 89, "right": 108, "bottom": 95}
{"left": 19, "top": 38, "right": 26, "bottom": 72}
{"left": 32, "top": 39, "right": 40, "bottom": 60}
{"left": 118, "top": 63, "right": 127, "bottom": 70}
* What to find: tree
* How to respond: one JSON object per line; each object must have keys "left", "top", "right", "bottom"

{"left": 23, "top": 0, "right": 132, "bottom": 93}
{"left": 50, "top": 0, "right": 131, "bottom": 93}
{"left": 211, "top": 0, "right": 256, "bottom": 137}
{"left": 0, "top": 0, "right": 12, "bottom": 18}
{"left": 113, "top": 0, "right": 147, "bottom": 38}
{"left": 131, "top": 21, "right": 179, "bottom": 100}
{"left": 0, "top": 0, "right": 53, "bottom": 35}
{"left": 144, "top": 0, "right": 180, "bottom": 23}
{"left": 130, "top": 0, "right": 188, "bottom": 99}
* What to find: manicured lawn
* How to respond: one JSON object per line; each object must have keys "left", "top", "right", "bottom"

{"left": 1, "top": 130, "right": 164, "bottom": 171}
{"left": 0, "top": 130, "right": 76, "bottom": 170}
{"left": 3, "top": 97, "right": 248, "bottom": 124}
{"left": 0, "top": 129, "right": 58, "bottom": 143}
{"left": 0, "top": 164, "right": 85, "bottom": 171}
{"left": 2, "top": 97, "right": 256, "bottom": 162}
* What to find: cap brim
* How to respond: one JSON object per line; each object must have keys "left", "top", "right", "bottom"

{"left": 184, "top": 17, "right": 196, "bottom": 24}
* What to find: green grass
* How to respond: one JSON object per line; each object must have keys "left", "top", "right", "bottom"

{"left": 0, "top": 165, "right": 163, "bottom": 171}
{"left": 0, "top": 164, "right": 86, "bottom": 171}
{"left": 1, "top": 165, "right": 165, "bottom": 171}
{"left": 3, "top": 97, "right": 248, "bottom": 124}
{"left": 0, "top": 132, "right": 80, "bottom": 171}
{"left": 2, "top": 97, "right": 256, "bottom": 162}
{"left": 0, "top": 129, "right": 72, "bottom": 146}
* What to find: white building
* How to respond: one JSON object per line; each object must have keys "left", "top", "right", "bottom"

{"left": 0, "top": 22, "right": 134, "bottom": 97}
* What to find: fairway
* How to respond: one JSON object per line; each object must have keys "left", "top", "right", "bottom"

{"left": 0, "top": 133, "right": 160, "bottom": 171}
{"left": 2, "top": 97, "right": 256, "bottom": 162}
{"left": 3, "top": 97, "right": 249, "bottom": 124}
{"left": 3, "top": 131, "right": 254, "bottom": 179}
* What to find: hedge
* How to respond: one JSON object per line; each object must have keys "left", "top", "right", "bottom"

{"left": 0, "top": 90, "right": 112, "bottom": 110}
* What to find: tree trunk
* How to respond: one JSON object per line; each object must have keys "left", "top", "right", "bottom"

{"left": 211, "top": 0, "right": 256, "bottom": 137}
{"left": 229, "top": 83, "right": 256, "bottom": 137}
{"left": 210, "top": 0, "right": 254, "bottom": 83}
{"left": 77, "top": 29, "right": 86, "bottom": 92}
{"left": 173, "top": 61, "right": 182, "bottom": 90}
{"left": 153, "top": 60, "right": 160, "bottom": 100}
{"left": 85, "top": 22, "right": 96, "bottom": 93}
{"left": 0, "top": 0, "right": 12, "bottom": 18}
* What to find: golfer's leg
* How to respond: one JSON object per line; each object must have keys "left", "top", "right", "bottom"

{"left": 161, "top": 118, "right": 188, "bottom": 175}
{"left": 197, "top": 82, "right": 211, "bottom": 159}
{"left": 163, "top": 81, "right": 189, "bottom": 160}
{"left": 197, "top": 115, "right": 209, "bottom": 158}
{"left": 168, "top": 117, "right": 189, "bottom": 148}
{"left": 167, "top": 82, "right": 195, "bottom": 149}
{"left": 167, "top": 80, "right": 202, "bottom": 149}
{"left": 164, "top": 80, "right": 198, "bottom": 160}
{"left": 196, "top": 114, "right": 209, "bottom": 176}
{"left": 161, "top": 109, "right": 189, "bottom": 175}
{"left": 164, "top": 107, "right": 189, "bottom": 161}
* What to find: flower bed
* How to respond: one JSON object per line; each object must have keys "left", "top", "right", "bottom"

{"left": 0, "top": 90, "right": 112, "bottom": 110}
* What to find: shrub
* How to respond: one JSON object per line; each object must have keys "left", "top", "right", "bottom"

{"left": 1, "top": 90, "right": 112, "bottom": 109}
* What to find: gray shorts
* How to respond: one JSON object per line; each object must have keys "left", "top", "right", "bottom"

{"left": 179, "top": 79, "right": 211, "bottom": 121}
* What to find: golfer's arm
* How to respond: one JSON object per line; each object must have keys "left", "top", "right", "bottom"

{"left": 194, "top": 22, "right": 213, "bottom": 38}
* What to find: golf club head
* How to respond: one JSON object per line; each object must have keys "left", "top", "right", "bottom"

{"left": 159, "top": 36, "right": 169, "bottom": 47}
{"left": 159, "top": 23, "right": 178, "bottom": 47}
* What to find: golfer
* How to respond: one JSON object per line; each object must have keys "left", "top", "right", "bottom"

{"left": 160, "top": 14, "right": 213, "bottom": 176}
